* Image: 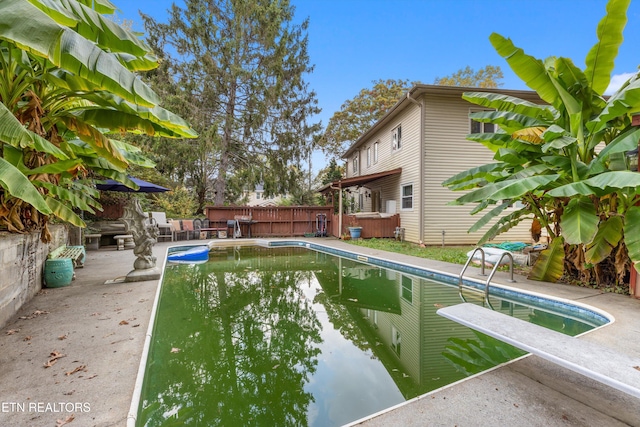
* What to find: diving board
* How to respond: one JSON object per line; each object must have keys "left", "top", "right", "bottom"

{"left": 437, "top": 303, "right": 640, "bottom": 399}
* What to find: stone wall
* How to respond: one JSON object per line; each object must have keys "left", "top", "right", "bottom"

{"left": 0, "top": 225, "right": 67, "bottom": 328}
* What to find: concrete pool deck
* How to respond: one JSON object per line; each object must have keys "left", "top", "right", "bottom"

{"left": 0, "top": 238, "right": 638, "bottom": 426}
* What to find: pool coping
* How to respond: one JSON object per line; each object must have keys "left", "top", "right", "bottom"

{"left": 126, "top": 239, "right": 616, "bottom": 426}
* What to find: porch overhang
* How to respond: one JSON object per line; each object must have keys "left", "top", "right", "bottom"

{"left": 319, "top": 168, "right": 402, "bottom": 194}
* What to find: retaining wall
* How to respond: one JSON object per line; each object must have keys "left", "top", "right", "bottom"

{"left": 0, "top": 225, "right": 67, "bottom": 328}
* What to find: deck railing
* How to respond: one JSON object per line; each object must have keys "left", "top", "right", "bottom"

{"left": 330, "top": 213, "right": 400, "bottom": 238}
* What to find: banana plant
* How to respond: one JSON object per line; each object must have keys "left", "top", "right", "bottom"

{"left": 0, "top": 0, "right": 196, "bottom": 241}
{"left": 443, "top": 0, "right": 640, "bottom": 286}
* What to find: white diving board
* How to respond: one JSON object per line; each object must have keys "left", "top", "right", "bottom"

{"left": 437, "top": 303, "right": 640, "bottom": 399}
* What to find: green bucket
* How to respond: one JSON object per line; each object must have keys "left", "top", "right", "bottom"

{"left": 44, "top": 259, "right": 74, "bottom": 288}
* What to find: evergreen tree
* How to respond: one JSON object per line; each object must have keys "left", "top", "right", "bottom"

{"left": 143, "top": 0, "right": 320, "bottom": 206}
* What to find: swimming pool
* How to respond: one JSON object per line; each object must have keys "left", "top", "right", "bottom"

{"left": 128, "top": 241, "right": 610, "bottom": 426}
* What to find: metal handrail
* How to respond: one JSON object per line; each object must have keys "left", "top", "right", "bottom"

{"left": 458, "top": 248, "right": 516, "bottom": 308}
{"left": 458, "top": 247, "right": 486, "bottom": 302}
{"left": 484, "top": 252, "right": 516, "bottom": 301}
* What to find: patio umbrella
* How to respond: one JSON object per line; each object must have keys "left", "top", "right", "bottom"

{"left": 96, "top": 176, "right": 169, "bottom": 193}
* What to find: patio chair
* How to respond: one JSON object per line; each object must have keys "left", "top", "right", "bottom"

{"left": 181, "top": 219, "right": 197, "bottom": 240}
{"left": 169, "top": 219, "right": 187, "bottom": 241}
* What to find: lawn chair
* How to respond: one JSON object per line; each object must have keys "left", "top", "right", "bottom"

{"left": 169, "top": 219, "right": 187, "bottom": 241}
{"left": 181, "top": 219, "right": 197, "bottom": 240}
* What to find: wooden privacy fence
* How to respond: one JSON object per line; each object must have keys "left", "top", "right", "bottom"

{"left": 204, "top": 206, "right": 334, "bottom": 237}
{"left": 331, "top": 214, "right": 400, "bottom": 239}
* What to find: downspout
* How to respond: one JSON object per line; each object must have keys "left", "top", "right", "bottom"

{"left": 406, "top": 91, "right": 424, "bottom": 244}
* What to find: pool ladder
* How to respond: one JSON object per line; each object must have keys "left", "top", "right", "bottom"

{"left": 458, "top": 248, "right": 516, "bottom": 308}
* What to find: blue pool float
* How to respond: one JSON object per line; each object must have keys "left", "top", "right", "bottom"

{"left": 167, "top": 246, "right": 209, "bottom": 263}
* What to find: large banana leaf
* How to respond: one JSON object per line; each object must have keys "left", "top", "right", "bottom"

{"left": 35, "top": 181, "right": 96, "bottom": 213}
{"left": 449, "top": 180, "right": 513, "bottom": 205}
{"left": 468, "top": 201, "right": 511, "bottom": 232}
{"left": 73, "top": 108, "right": 198, "bottom": 139}
{"left": 0, "top": 102, "right": 69, "bottom": 159}
{"left": 590, "top": 73, "right": 640, "bottom": 133}
{"left": 548, "top": 171, "right": 640, "bottom": 197}
{"left": 0, "top": 158, "right": 52, "bottom": 215}
{"left": 469, "top": 110, "right": 548, "bottom": 132}
{"left": 462, "top": 92, "right": 558, "bottom": 121}
{"left": 489, "top": 33, "right": 559, "bottom": 106}
{"left": 37, "top": 0, "right": 152, "bottom": 56}
{"left": 595, "top": 126, "right": 640, "bottom": 160}
{"left": 0, "top": 0, "right": 159, "bottom": 107}
{"left": 528, "top": 237, "right": 565, "bottom": 282}
{"left": 61, "top": 117, "right": 128, "bottom": 169}
{"left": 489, "top": 174, "right": 560, "bottom": 201}
{"left": 44, "top": 196, "right": 85, "bottom": 227}
{"left": 442, "top": 163, "right": 505, "bottom": 186}
{"left": 585, "top": 216, "right": 623, "bottom": 264}
{"left": 75, "top": 0, "right": 116, "bottom": 15}
{"left": 109, "top": 140, "right": 157, "bottom": 168}
{"left": 624, "top": 206, "right": 640, "bottom": 267}
{"left": 477, "top": 208, "right": 529, "bottom": 245}
{"left": 584, "top": 0, "right": 630, "bottom": 94}
{"left": 560, "top": 197, "right": 599, "bottom": 245}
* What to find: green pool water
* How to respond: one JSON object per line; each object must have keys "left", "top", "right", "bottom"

{"left": 136, "top": 246, "right": 595, "bottom": 426}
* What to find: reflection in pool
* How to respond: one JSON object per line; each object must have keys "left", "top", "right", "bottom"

{"left": 136, "top": 246, "right": 601, "bottom": 426}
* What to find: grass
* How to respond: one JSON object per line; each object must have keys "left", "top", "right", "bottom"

{"left": 345, "top": 237, "right": 473, "bottom": 265}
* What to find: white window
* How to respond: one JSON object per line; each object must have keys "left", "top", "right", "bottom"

{"left": 401, "top": 184, "right": 413, "bottom": 210}
{"left": 256, "top": 192, "right": 261, "bottom": 200}
{"left": 374, "top": 142, "right": 379, "bottom": 164}
{"left": 367, "top": 147, "right": 371, "bottom": 168}
{"left": 392, "top": 125, "right": 402, "bottom": 151}
{"left": 401, "top": 275, "right": 413, "bottom": 303}
{"left": 391, "top": 326, "right": 401, "bottom": 355}
{"left": 352, "top": 155, "right": 359, "bottom": 174}
{"left": 470, "top": 110, "right": 495, "bottom": 133}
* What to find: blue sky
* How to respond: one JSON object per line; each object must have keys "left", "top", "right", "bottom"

{"left": 113, "top": 0, "right": 640, "bottom": 170}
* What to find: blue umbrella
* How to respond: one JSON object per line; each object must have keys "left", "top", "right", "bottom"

{"left": 96, "top": 176, "right": 169, "bottom": 193}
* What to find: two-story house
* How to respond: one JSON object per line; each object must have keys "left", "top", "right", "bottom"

{"left": 333, "top": 84, "right": 542, "bottom": 245}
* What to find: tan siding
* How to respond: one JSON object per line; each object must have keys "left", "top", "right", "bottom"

{"left": 421, "top": 93, "right": 533, "bottom": 245}
{"left": 346, "top": 103, "right": 422, "bottom": 242}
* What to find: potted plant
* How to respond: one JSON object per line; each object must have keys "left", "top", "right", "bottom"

{"left": 346, "top": 216, "right": 362, "bottom": 240}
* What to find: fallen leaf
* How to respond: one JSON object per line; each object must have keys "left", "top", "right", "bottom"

{"left": 634, "top": 366, "right": 640, "bottom": 371}
{"left": 132, "top": 324, "right": 140, "bottom": 328}
{"left": 56, "top": 414, "right": 75, "bottom": 426}
{"left": 433, "top": 303, "right": 444, "bottom": 308}
{"left": 44, "top": 351, "right": 66, "bottom": 368}
{"left": 44, "top": 359, "right": 58, "bottom": 368}
{"left": 63, "top": 390, "right": 75, "bottom": 396}
{"left": 19, "top": 310, "right": 49, "bottom": 320}
{"left": 170, "top": 348, "right": 180, "bottom": 353}
{"left": 23, "top": 336, "right": 32, "bottom": 341}
{"left": 58, "top": 334, "right": 68, "bottom": 340}
{"left": 272, "top": 364, "right": 280, "bottom": 370}
{"left": 66, "top": 365, "right": 87, "bottom": 376}
{"left": 90, "top": 312, "right": 100, "bottom": 316}
{"left": 6, "top": 329, "right": 19, "bottom": 335}
{"left": 119, "top": 320, "right": 129, "bottom": 325}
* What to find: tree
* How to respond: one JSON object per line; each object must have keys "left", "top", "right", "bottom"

{"left": 443, "top": 0, "right": 640, "bottom": 290}
{"left": 0, "top": 0, "right": 195, "bottom": 241}
{"left": 143, "top": 0, "right": 320, "bottom": 207}
{"left": 434, "top": 65, "right": 504, "bottom": 88}
{"left": 319, "top": 79, "right": 415, "bottom": 157}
